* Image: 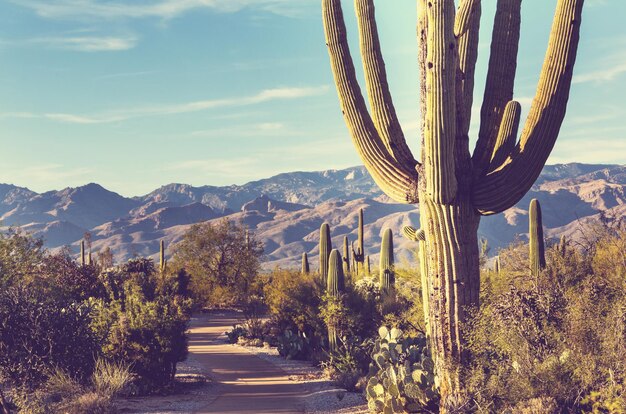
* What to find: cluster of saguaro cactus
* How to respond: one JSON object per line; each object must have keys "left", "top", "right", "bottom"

{"left": 323, "top": 0, "right": 584, "bottom": 404}
{"left": 528, "top": 198, "right": 546, "bottom": 278}
{"left": 326, "top": 249, "right": 346, "bottom": 351}
{"left": 319, "top": 223, "right": 332, "bottom": 283}
{"left": 379, "top": 229, "right": 394, "bottom": 294}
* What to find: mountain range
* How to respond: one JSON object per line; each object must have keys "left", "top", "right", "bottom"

{"left": 0, "top": 163, "right": 623, "bottom": 269}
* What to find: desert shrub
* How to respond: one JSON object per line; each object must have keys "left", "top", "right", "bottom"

{"left": 0, "top": 286, "right": 99, "bottom": 391}
{"left": 0, "top": 228, "right": 45, "bottom": 289}
{"left": 40, "top": 251, "right": 105, "bottom": 301}
{"left": 465, "top": 227, "right": 626, "bottom": 412}
{"left": 91, "top": 259, "right": 192, "bottom": 392}
{"left": 321, "top": 336, "right": 372, "bottom": 392}
{"left": 226, "top": 325, "right": 248, "bottom": 344}
{"left": 264, "top": 269, "right": 326, "bottom": 351}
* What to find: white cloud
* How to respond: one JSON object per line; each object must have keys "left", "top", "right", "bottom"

{"left": 573, "top": 61, "right": 626, "bottom": 84}
{"left": 1, "top": 86, "right": 329, "bottom": 124}
{"left": 31, "top": 35, "right": 138, "bottom": 51}
{"left": 0, "top": 164, "right": 94, "bottom": 188}
{"left": 10, "top": 0, "right": 318, "bottom": 21}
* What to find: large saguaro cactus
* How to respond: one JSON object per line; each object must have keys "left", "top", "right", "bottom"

{"left": 322, "top": 0, "right": 584, "bottom": 407}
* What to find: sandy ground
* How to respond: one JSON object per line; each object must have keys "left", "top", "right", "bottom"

{"left": 116, "top": 311, "right": 367, "bottom": 414}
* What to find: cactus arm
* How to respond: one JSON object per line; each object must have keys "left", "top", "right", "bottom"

{"left": 354, "top": 0, "right": 418, "bottom": 169}
{"left": 455, "top": 0, "right": 481, "bottom": 138}
{"left": 322, "top": 0, "right": 419, "bottom": 204}
{"left": 488, "top": 100, "right": 521, "bottom": 170}
{"left": 472, "top": 0, "right": 521, "bottom": 174}
{"left": 423, "top": 0, "right": 458, "bottom": 204}
{"left": 473, "top": 0, "right": 584, "bottom": 214}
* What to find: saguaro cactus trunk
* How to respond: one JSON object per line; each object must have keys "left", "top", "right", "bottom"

{"left": 319, "top": 223, "right": 332, "bottom": 284}
{"left": 342, "top": 236, "right": 351, "bottom": 274}
{"left": 351, "top": 208, "right": 365, "bottom": 274}
{"left": 529, "top": 198, "right": 546, "bottom": 278}
{"left": 327, "top": 249, "right": 345, "bottom": 351}
{"left": 379, "top": 228, "right": 394, "bottom": 294}
{"left": 302, "top": 252, "right": 310, "bottom": 274}
{"left": 322, "top": 0, "right": 584, "bottom": 408}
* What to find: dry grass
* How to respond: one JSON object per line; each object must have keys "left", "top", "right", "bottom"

{"left": 92, "top": 359, "right": 133, "bottom": 398}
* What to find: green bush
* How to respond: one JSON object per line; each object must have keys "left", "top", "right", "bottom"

{"left": 91, "top": 259, "right": 192, "bottom": 391}
{"left": 465, "top": 226, "right": 626, "bottom": 412}
{"left": 0, "top": 286, "right": 100, "bottom": 391}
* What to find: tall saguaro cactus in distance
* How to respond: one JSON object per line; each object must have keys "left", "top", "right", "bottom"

{"left": 302, "top": 252, "right": 310, "bottom": 274}
{"left": 160, "top": 240, "right": 167, "bottom": 273}
{"left": 379, "top": 228, "right": 394, "bottom": 293}
{"left": 342, "top": 236, "right": 350, "bottom": 274}
{"left": 529, "top": 198, "right": 546, "bottom": 278}
{"left": 322, "top": 0, "right": 584, "bottom": 407}
{"left": 319, "top": 223, "right": 332, "bottom": 284}
{"left": 80, "top": 240, "right": 85, "bottom": 267}
{"left": 351, "top": 208, "right": 365, "bottom": 274}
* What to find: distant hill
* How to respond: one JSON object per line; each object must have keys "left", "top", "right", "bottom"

{"left": 1, "top": 163, "right": 623, "bottom": 269}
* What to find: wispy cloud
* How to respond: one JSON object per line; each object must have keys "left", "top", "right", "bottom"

{"left": 0, "top": 164, "right": 94, "bottom": 188}
{"left": 574, "top": 60, "right": 626, "bottom": 84}
{"left": 10, "top": 0, "right": 318, "bottom": 21}
{"left": 31, "top": 35, "right": 137, "bottom": 51}
{"left": 1, "top": 86, "right": 329, "bottom": 124}
{"left": 190, "top": 122, "right": 291, "bottom": 138}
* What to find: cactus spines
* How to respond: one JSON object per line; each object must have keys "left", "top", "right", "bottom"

{"left": 159, "top": 240, "right": 167, "bottom": 273}
{"left": 529, "top": 198, "right": 546, "bottom": 277}
{"left": 327, "top": 249, "right": 345, "bottom": 351}
{"left": 379, "top": 229, "right": 394, "bottom": 294}
{"left": 302, "top": 252, "right": 310, "bottom": 274}
{"left": 80, "top": 240, "right": 85, "bottom": 267}
{"left": 319, "top": 223, "right": 332, "bottom": 283}
{"left": 342, "top": 236, "right": 350, "bottom": 274}
{"left": 322, "top": 0, "right": 584, "bottom": 403}
{"left": 351, "top": 208, "right": 365, "bottom": 274}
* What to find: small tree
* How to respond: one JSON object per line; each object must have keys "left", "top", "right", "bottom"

{"left": 172, "top": 220, "right": 263, "bottom": 306}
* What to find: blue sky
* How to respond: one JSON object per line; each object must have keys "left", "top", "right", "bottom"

{"left": 0, "top": 0, "right": 624, "bottom": 196}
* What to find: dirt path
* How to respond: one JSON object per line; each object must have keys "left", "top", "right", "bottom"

{"left": 190, "top": 311, "right": 307, "bottom": 414}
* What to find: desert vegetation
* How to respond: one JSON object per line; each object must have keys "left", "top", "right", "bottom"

{"left": 0, "top": 230, "right": 193, "bottom": 412}
{"left": 222, "top": 205, "right": 625, "bottom": 413}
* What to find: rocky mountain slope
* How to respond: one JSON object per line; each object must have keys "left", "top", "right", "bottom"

{"left": 0, "top": 163, "right": 623, "bottom": 269}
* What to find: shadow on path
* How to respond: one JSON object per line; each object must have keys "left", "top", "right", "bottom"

{"left": 190, "top": 311, "right": 306, "bottom": 414}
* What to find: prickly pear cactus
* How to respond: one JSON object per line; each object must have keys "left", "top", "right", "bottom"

{"left": 366, "top": 326, "right": 439, "bottom": 413}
